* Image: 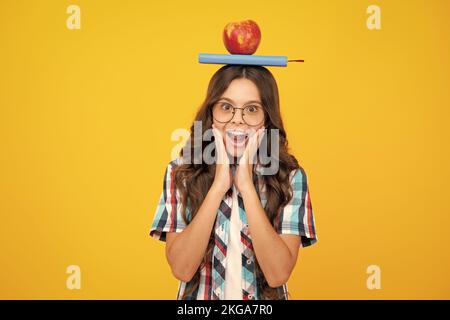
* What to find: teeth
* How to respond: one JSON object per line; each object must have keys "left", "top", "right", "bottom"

{"left": 225, "top": 130, "right": 248, "bottom": 146}
{"left": 226, "top": 130, "right": 247, "bottom": 137}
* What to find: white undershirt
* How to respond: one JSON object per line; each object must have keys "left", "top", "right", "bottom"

{"left": 224, "top": 185, "right": 242, "bottom": 299}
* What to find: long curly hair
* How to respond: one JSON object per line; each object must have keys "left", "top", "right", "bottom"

{"left": 174, "top": 65, "right": 300, "bottom": 299}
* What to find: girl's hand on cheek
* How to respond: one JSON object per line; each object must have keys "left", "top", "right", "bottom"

{"left": 234, "top": 127, "right": 265, "bottom": 195}
{"left": 211, "top": 124, "right": 232, "bottom": 195}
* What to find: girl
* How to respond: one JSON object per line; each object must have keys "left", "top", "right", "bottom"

{"left": 150, "top": 64, "right": 317, "bottom": 300}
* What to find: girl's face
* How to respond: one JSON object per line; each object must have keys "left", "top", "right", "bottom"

{"left": 212, "top": 78, "right": 265, "bottom": 158}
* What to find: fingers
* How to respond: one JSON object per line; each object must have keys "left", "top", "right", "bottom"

{"left": 212, "top": 124, "right": 228, "bottom": 165}
{"left": 257, "top": 126, "right": 265, "bottom": 148}
{"left": 245, "top": 127, "right": 265, "bottom": 165}
{"left": 246, "top": 128, "right": 257, "bottom": 164}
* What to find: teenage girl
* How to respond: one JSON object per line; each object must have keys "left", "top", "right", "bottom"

{"left": 150, "top": 65, "right": 317, "bottom": 300}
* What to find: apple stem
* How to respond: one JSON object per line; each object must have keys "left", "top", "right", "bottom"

{"left": 288, "top": 59, "right": 305, "bottom": 63}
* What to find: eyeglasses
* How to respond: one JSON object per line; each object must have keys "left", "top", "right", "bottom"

{"left": 212, "top": 101, "right": 265, "bottom": 126}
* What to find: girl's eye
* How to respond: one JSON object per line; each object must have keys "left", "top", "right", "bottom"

{"left": 221, "top": 103, "right": 232, "bottom": 111}
{"left": 245, "top": 105, "right": 258, "bottom": 113}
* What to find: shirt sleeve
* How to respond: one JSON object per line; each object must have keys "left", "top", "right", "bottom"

{"left": 276, "top": 167, "right": 318, "bottom": 248}
{"left": 149, "top": 161, "right": 187, "bottom": 242}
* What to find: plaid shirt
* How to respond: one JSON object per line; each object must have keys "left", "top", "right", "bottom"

{"left": 149, "top": 157, "right": 318, "bottom": 300}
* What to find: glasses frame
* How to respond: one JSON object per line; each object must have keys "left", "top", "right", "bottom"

{"left": 211, "top": 101, "right": 265, "bottom": 127}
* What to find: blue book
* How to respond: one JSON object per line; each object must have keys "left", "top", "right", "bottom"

{"left": 199, "top": 53, "right": 290, "bottom": 67}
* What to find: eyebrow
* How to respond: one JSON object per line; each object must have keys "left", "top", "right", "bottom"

{"left": 218, "top": 97, "right": 262, "bottom": 106}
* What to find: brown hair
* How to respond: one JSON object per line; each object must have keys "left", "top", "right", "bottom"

{"left": 174, "top": 65, "right": 299, "bottom": 299}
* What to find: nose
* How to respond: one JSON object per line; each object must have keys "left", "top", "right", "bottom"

{"left": 231, "top": 108, "right": 245, "bottom": 124}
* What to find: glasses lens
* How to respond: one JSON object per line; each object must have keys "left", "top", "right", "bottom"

{"left": 212, "top": 102, "right": 234, "bottom": 123}
{"left": 243, "top": 105, "right": 264, "bottom": 126}
{"left": 212, "top": 102, "right": 265, "bottom": 126}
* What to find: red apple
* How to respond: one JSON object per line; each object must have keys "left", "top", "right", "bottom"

{"left": 223, "top": 20, "right": 261, "bottom": 55}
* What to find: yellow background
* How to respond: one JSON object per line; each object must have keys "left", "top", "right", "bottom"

{"left": 1, "top": 0, "right": 449, "bottom": 299}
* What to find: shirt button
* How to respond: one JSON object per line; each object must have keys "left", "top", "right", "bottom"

{"left": 248, "top": 294, "right": 253, "bottom": 299}
{"left": 246, "top": 258, "right": 252, "bottom": 265}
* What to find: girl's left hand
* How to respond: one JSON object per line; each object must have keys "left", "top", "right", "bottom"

{"left": 234, "top": 127, "right": 265, "bottom": 195}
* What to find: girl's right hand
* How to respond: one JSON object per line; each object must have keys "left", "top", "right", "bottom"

{"left": 211, "top": 124, "right": 232, "bottom": 195}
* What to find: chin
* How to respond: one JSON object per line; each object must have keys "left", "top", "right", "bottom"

{"left": 225, "top": 147, "right": 245, "bottom": 159}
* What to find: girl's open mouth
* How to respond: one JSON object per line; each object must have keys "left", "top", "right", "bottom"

{"left": 225, "top": 129, "right": 249, "bottom": 149}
